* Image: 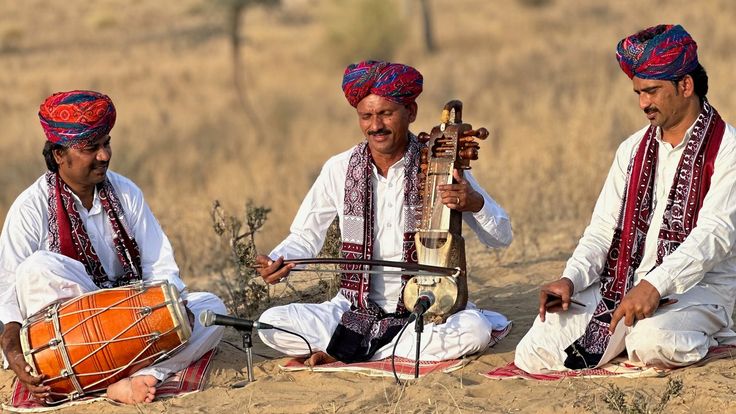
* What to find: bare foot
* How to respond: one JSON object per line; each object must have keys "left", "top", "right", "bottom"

{"left": 304, "top": 351, "right": 337, "bottom": 367}
{"left": 106, "top": 375, "right": 158, "bottom": 404}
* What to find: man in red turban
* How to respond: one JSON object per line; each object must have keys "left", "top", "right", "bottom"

{"left": 341, "top": 60, "right": 424, "bottom": 108}
{"left": 0, "top": 90, "right": 225, "bottom": 405}
{"left": 254, "top": 61, "right": 513, "bottom": 366}
{"left": 39, "top": 90, "right": 117, "bottom": 148}
{"left": 515, "top": 25, "right": 736, "bottom": 374}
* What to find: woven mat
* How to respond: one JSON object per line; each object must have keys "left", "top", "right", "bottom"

{"left": 482, "top": 344, "right": 736, "bottom": 381}
{"left": 280, "top": 323, "right": 513, "bottom": 380}
{"left": 3, "top": 349, "right": 216, "bottom": 412}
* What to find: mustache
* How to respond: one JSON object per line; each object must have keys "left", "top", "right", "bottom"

{"left": 644, "top": 106, "right": 658, "bottom": 114}
{"left": 93, "top": 162, "right": 109, "bottom": 169}
{"left": 368, "top": 129, "right": 391, "bottom": 136}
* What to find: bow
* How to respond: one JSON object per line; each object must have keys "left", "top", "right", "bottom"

{"left": 255, "top": 258, "right": 462, "bottom": 278}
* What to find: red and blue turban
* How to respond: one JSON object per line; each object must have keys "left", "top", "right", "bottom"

{"left": 616, "top": 24, "right": 698, "bottom": 80}
{"left": 342, "top": 60, "right": 423, "bottom": 107}
{"left": 39, "top": 90, "right": 116, "bottom": 148}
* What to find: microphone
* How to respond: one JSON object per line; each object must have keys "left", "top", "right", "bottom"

{"left": 198, "top": 310, "right": 274, "bottom": 331}
{"left": 412, "top": 291, "right": 435, "bottom": 318}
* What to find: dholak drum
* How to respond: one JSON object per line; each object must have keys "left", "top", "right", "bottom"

{"left": 20, "top": 280, "right": 191, "bottom": 403}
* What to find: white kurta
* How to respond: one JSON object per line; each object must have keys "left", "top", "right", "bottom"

{"left": 516, "top": 119, "right": 736, "bottom": 373}
{"left": 0, "top": 171, "right": 225, "bottom": 381}
{"left": 259, "top": 144, "right": 513, "bottom": 360}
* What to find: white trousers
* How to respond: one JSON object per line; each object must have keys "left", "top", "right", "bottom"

{"left": 514, "top": 283, "right": 733, "bottom": 373}
{"left": 12, "top": 251, "right": 225, "bottom": 382}
{"left": 257, "top": 294, "right": 510, "bottom": 361}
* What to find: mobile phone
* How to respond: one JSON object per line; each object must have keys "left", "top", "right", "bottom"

{"left": 543, "top": 291, "right": 586, "bottom": 308}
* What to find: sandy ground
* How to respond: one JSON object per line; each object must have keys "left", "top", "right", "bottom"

{"left": 3, "top": 236, "right": 736, "bottom": 414}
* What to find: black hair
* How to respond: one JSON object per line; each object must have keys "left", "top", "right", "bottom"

{"left": 673, "top": 63, "right": 708, "bottom": 104}
{"left": 42, "top": 141, "right": 65, "bottom": 172}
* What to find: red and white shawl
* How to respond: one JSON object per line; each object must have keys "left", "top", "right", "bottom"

{"left": 46, "top": 172, "right": 142, "bottom": 288}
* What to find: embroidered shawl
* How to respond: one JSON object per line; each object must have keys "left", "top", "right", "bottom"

{"left": 46, "top": 172, "right": 142, "bottom": 288}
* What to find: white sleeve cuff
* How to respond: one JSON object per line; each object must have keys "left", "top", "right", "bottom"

{"left": 561, "top": 272, "right": 586, "bottom": 294}
{"left": 642, "top": 267, "right": 673, "bottom": 297}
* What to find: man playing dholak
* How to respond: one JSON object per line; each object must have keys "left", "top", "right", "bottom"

{"left": 515, "top": 25, "right": 736, "bottom": 373}
{"left": 0, "top": 91, "right": 225, "bottom": 403}
{"left": 255, "top": 60, "right": 513, "bottom": 366}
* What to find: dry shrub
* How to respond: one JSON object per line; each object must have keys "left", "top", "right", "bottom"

{"left": 603, "top": 378, "right": 684, "bottom": 414}
{"left": 209, "top": 200, "right": 271, "bottom": 317}
{"left": 0, "top": 24, "right": 23, "bottom": 53}
{"left": 321, "top": 0, "right": 406, "bottom": 64}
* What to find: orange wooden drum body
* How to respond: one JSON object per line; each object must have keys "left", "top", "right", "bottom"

{"left": 20, "top": 281, "right": 191, "bottom": 402}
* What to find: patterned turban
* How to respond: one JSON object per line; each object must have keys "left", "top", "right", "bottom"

{"left": 342, "top": 60, "right": 423, "bottom": 107}
{"left": 39, "top": 90, "right": 116, "bottom": 148}
{"left": 616, "top": 24, "right": 698, "bottom": 80}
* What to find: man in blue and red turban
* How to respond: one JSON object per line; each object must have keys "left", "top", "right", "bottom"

{"left": 341, "top": 60, "right": 424, "bottom": 108}
{"left": 255, "top": 60, "right": 513, "bottom": 366}
{"left": 516, "top": 24, "right": 736, "bottom": 375}
{"left": 616, "top": 24, "right": 699, "bottom": 81}
{"left": 0, "top": 90, "right": 225, "bottom": 405}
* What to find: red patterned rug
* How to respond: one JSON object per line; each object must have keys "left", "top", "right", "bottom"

{"left": 482, "top": 344, "right": 736, "bottom": 381}
{"left": 281, "top": 323, "right": 513, "bottom": 380}
{"left": 280, "top": 355, "right": 468, "bottom": 380}
{"left": 3, "top": 349, "right": 216, "bottom": 412}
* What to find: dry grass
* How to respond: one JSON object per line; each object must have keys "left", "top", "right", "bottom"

{"left": 2, "top": 0, "right": 736, "bottom": 282}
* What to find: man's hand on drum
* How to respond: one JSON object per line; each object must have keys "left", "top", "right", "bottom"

{"left": 2, "top": 322, "right": 50, "bottom": 399}
{"left": 255, "top": 255, "right": 294, "bottom": 285}
{"left": 437, "top": 170, "right": 484, "bottom": 213}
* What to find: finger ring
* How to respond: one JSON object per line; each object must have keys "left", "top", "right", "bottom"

{"left": 455, "top": 196, "right": 460, "bottom": 204}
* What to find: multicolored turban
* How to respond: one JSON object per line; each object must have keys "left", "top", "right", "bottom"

{"left": 342, "top": 60, "right": 423, "bottom": 107}
{"left": 616, "top": 24, "right": 698, "bottom": 80}
{"left": 39, "top": 90, "right": 116, "bottom": 148}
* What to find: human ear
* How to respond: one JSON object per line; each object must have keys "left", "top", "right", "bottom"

{"left": 52, "top": 147, "right": 66, "bottom": 165}
{"left": 407, "top": 102, "right": 418, "bottom": 123}
{"left": 681, "top": 75, "right": 695, "bottom": 98}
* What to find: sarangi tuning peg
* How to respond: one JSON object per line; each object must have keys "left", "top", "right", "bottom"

{"left": 459, "top": 147, "right": 479, "bottom": 161}
{"left": 460, "top": 127, "right": 489, "bottom": 140}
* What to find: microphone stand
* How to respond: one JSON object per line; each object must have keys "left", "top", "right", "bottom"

{"left": 414, "top": 314, "right": 424, "bottom": 379}
{"left": 242, "top": 329, "right": 255, "bottom": 382}
{"left": 201, "top": 310, "right": 315, "bottom": 384}
{"left": 230, "top": 327, "right": 256, "bottom": 383}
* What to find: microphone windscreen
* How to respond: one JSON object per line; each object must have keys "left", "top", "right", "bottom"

{"left": 198, "top": 310, "right": 214, "bottom": 327}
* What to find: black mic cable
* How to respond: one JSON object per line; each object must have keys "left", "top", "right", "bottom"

{"left": 391, "top": 314, "right": 415, "bottom": 386}
{"left": 199, "top": 310, "right": 313, "bottom": 357}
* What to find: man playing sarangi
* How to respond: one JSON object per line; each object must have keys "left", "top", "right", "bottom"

{"left": 0, "top": 90, "right": 226, "bottom": 404}
{"left": 515, "top": 24, "right": 736, "bottom": 373}
{"left": 255, "top": 60, "right": 513, "bottom": 365}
